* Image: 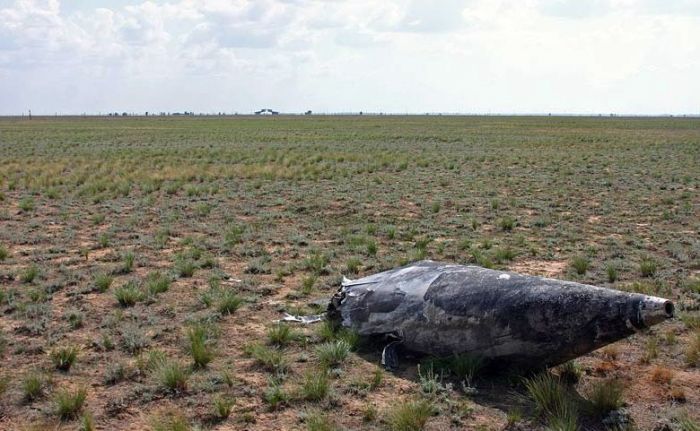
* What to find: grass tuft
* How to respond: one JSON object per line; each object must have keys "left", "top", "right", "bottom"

{"left": 155, "top": 360, "right": 189, "bottom": 393}
{"left": 585, "top": 378, "right": 625, "bottom": 416}
{"left": 524, "top": 373, "right": 578, "bottom": 429}
{"left": 267, "top": 323, "right": 298, "bottom": 347}
{"left": 149, "top": 409, "right": 191, "bottom": 431}
{"left": 387, "top": 399, "right": 434, "bottom": 431}
{"left": 570, "top": 256, "right": 589, "bottom": 275}
{"left": 54, "top": 387, "right": 87, "bottom": 420}
{"left": 22, "top": 371, "right": 48, "bottom": 402}
{"left": 301, "top": 370, "right": 330, "bottom": 401}
{"left": 316, "top": 340, "right": 351, "bottom": 368}
{"left": 50, "top": 345, "right": 79, "bottom": 371}
{"left": 186, "top": 324, "right": 215, "bottom": 369}
{"left": 114, "top": 281, "right": 145, "bottom": 307}
{"left": 218, "top": 290, "right": 242, "bottom": 315}
{"left": 94, "top": 273, "right": 113, "bottom": 292}
{"left": 212, "top": 395, "right": 235, "bottom": 420}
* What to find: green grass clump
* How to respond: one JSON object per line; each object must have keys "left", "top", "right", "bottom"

{"left": 80, "top": 412, "right": 95, "bottom": 431}
{"left": 447, "top": 354, "right": 483, "bottom": 383}
{"left": 217, "top": 290, "right": 242, "bottom": 315}
{"left": 20, "top": 264, "right": 40, "bottom": 283}
{"left": 22, "top": 371, "right": 47, "bottom": 401}
{"left": 557, "top": 360, "right": 582, "bottom": 385}
{"left": 306, "top": 411, "right": 336, "bottom": 431}
{"left": 300, "top": 275, "right": 317, "bottom": 295}
{"left": 387, "top": 399, "right": 434, "bottom": 431}
{"left": 498, "top": 216, "right": 516, "bottom": 231}
{"left": 345, "top": 257, "right": 361, "bottom": 274}
{"left": 244, "top": 343, "right": 289, "bottom": 376}
{"left": 103, "top": 362, "right": 127, "bottom": 385}
{"left": 524, "top": 373, "right": 578, "bottom": 429}
{"left": 301, "top": 370, "right": 330, "bottom": 401}
{"left": 97, "top": 233, "right": 110, "bottom": 248}
{"left": 174, "top": 258, "right": 196, "bottom": 278}
{"left": 685, "top": 330, "right": 700, "bottom": 366}
{"left": 121, "top": 251, "right": 135, "bottom": 273}
{"left": 66, "top": 309, "right": 84, "bottom": 330}
{"left": 137, "top": 349, "right": 167, "bottom": 372}
{"left": 212, "top": 395, "right": 235, "bottom": 420}
{"left": 267, "top": 323, "right": 298, "bottom": 347}
{"left": 155, "top": 360, "right": 189, "bottom": 393}
{"left": 639, "top": 258, "right": 658, "bottom": 277}
{"left": 186, "top": 325, "right": 215, "bottom": 368}
{"left": 304, "top": 252, "right": 329, "bottom": 276}
{"left": 50, "top": 345, "right": 79, "bottom": 371}
{"left": 0, "top": 244, "right": 9, "bottom": 261}
{"left": 570, "top": 256, "right": 589, "bottom": 275}
{"left": 54, "top": 387, "right": 87, "bottom": 420}
{"left": 18, "top": 196, "right": 35, "bottom": 212}
{"left": 493, "top": 246, "right": 516, "bottom": 263}
{"left": 145, "top": 271, "right": 170, "bottom": 295}
{"left": 150, "top": 409, "right": 191, "bottom": 431}
{"left": 606, "top": 264, "right": 618, "bottom": 283}
{"left": 676, "top": 412, "right": 700, "bottom": 431}
{"left": 316, "top": 340, "right": 351, "bottom": 368}
{"left": 114, "top": 282, "right": 144, "bottom": 307}
{"left": 263, "top": 382, "right": 289, "bottom": 410}
{"left": 586, "top": 378, "right": 625, "bottom": 415}
{"left": 94, "top": 273, "right": 113, "bottom": 292}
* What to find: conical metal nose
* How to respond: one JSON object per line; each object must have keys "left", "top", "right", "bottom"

{"left": 638, "top": 295, "right": 674, "bottom": 328}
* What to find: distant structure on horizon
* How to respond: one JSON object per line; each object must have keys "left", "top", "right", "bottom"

{"left": 254, "top": 108, "right": 279, "bottom": 115}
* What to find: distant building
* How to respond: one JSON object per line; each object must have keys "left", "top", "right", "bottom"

{"left": 255, "top": 108, "right": 279, "bottom": 115}
{"left": 305, "top": 110, "right": 312, "bottom": 115}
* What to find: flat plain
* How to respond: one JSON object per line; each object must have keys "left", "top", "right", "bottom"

{"left": 0, "top": 115, "right": 698, "bottom": 430}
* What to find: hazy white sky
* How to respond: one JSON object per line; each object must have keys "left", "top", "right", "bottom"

{"left": 1, "top": 0, "right": 699, "bottom": 115}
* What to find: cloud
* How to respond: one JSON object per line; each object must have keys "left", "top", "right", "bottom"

{"left": 0, "top": 0, "right": 698, "bottom": 114}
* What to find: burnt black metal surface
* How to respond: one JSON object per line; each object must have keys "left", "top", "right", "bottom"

{"left": 328, "top": 260, "right": 673, "bottom": 368}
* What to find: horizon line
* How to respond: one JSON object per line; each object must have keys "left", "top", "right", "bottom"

{"left": 2, "top": 112, "right": 700, "bottom": 119}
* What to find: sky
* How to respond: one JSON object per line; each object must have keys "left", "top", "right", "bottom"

{"left": 0, "top": 0, "right": 699, "bottom": 115}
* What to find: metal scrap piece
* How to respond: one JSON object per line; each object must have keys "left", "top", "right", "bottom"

{"left": 328, "top": 260, "right": 674, "bottom": 368}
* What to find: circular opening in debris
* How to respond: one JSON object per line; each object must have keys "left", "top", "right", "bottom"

{"left": 664, "top": 301, "right": 674, "bottom": 317}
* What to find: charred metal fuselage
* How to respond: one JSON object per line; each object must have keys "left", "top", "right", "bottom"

{"left": 329, "top": 261, "right": 674, "bottom": 368}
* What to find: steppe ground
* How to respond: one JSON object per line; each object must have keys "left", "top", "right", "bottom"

{"left": 0, "top": 115, "right": 699, "bottom": 430}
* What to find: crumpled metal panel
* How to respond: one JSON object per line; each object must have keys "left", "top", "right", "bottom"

{"left": 328, "top": 260, "right": 673, "bottom": 368}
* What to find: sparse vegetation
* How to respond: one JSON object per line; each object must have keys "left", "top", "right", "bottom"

{"left": 586, "top": 378, "right": 625, "bottom": 416}
{"left": 114, "top": 281, "right": 145, "bottom": 307}
{"left": 149, "top": 409, "right": 191, "bottom": 431}
{"left": 155, "top": 360, "right": 189, "bottom": 393}
{"left": 267, "top": 323, "right": 298, "bottom": 347}
{"left": 570, "top": 256, "right": 590, "bottom": 275}
{"left": 54, "top": 387, "right": 87, "bottom": 420}
{"left": 186, "top": 324, "right": 215, "bottom": 368}
{"left": 217, "top": 290, "right": 242, "bottom": 315}
{"left": 387, "top": 399, "right": 434, "bottom": 431}
{"left": 212, "top": 395, "right": 234, "bottom": 420}
{"left": 22, "top": 371, "right": 48, "bottom": 402}
{"left": 145, "top": 271, "right": 170, "bottom": 295}
{"left": 316, "top": 340, "right": 351, "bottom": 368}
{"left": 20, "top": 264, "right": 39, "bottom": 283}
{"left": 0, "top": 115, "right": 698, "bottom": 429}
{"left": 301, "top": 370, "right": 330, "bottom": 401}
{"left": 50, "top": 346, "right": 79, "bottom": 371}
{"left": 94, "top": 273, "right": 113, "bottom": 292}
{"left": 524, "top": 373, "right": 578, "bottom": 429}
{"left": 640, "top": 258, "right": 658, "bottom": 278}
